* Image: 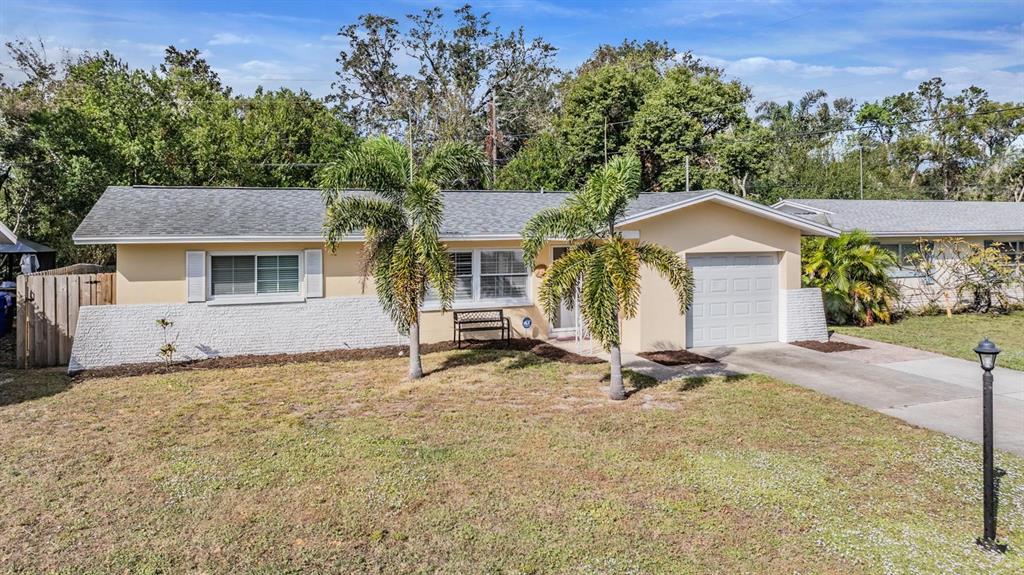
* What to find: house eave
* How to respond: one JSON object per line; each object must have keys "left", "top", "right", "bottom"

{"left": 865, "top": 230, "right": 1024, "bottom": 238}
{"left": 622, "top": 191, "right": 841, "bottom": 237}
{"left": 73, "top": 232, "right": 644, "bottom": 245}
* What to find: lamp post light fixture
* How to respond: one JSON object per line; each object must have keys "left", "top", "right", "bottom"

{"left": 974, "top": 337, "right": 1005, "bottom": 552}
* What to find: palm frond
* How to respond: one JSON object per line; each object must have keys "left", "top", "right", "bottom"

{"left": 538, "top": 243, "right": 594, "bottom": 323}
{"left": 383, "top": 234, "right": 423, "bottom": 331}
{"left": 521, "top": 207, "right": 572, "bottom": 268}
{"left": 417, "top": 227, "right": 454, "bottom": 311}
{"left": 582, "top": 154, "right": 642, "bottom": 226}
{"left": 319, "top": 136, "right": 409, "bottom": 204}
{"left": 404, "top": 180, "right": 445, "bottom": 235}
{"left": 420, "top": 141, "right": 487, "bottom": 189}
{"left": 323, "top": 197, "right": 405, "bottom": 250}
{"left": 579, "top": 254, "right": 620, "bottom": 349}
{"left": 600, "top": 238, "right": 641, "bottom": 318}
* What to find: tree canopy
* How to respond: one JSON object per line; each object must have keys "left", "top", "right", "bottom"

{"left": 2, "top": 5, "right": 1023, "bottom": 267}
{"left": 0, "top": 41, "right": 355, "bottom": 264}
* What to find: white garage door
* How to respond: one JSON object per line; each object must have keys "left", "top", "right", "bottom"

{"left": 687, "top": 253, "right": 778, "bottom": 347}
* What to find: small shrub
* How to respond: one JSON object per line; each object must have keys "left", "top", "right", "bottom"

{"left": 156, "top": 318, "right": 178, "bottom": 366}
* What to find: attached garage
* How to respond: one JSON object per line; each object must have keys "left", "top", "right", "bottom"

{"left": 686, "top": 253, "right": 779, "bottom": 348}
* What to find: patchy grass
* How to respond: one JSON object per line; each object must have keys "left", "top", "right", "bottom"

{"left": 834, "top": 311, "right": 1024, "bottom": 371}
{"left": 1, "top": 349, "right": 1023, "bottom": 573}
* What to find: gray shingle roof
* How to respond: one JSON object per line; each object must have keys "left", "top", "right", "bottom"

{"left": 73, "top": 186, "right": 716, "bottom": 242}
{"left": 779, "top": 199, "right": 1024, "bottom": 236}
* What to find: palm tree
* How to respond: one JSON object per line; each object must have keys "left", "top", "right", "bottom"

{"left": 320, "top": 136, "right": 485, "bottom": 379}
{"left": 522, "top": 154, "right": 694, "bottom": 400}
{"left": 802, "top": 230, "right": 900, "bottom": 325}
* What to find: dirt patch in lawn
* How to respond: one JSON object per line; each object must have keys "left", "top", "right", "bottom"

{"left": 637, "top": 349, "right": 718, "bottom": 366}
{"left": 75, "top": 338, "right": 601, "bottom": 380}
{"left": 791, "top": 339, "right": 868, "bottom": 353}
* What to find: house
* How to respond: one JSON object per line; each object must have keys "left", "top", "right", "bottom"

{"left": 0, "top": 220, "right": 56, "bottom": 278}
{"left": 773, "top": 199, "right": 1024, "bottom": 308}
{"left": 68, "top": 186, "right": 838, "bottom": 370}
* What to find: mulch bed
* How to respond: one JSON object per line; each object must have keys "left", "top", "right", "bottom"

{"left": 75, "top": 338, "right": 601, "bottom": 380}
{"left": 637, "top": 349, "right": 718, "bottom": 366}
{"left": 791, "top": 339, "right": 868, "bottom": 353}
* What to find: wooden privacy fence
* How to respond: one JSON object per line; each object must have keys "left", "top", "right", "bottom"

{"left": 15, "top": 273, "right": 116, "bottom": 368}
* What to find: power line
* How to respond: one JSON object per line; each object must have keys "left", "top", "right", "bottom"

{"left": 251, "top": 104, "right": 1024, "bottom": 167}
{"left": 499, "top": 105, "right": 1024, "bottom": 142}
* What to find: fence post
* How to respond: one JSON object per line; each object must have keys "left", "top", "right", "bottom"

{"left": 30, "top": 275, "right": 44, "bottom": 367}
{"left": 57, "top": 277, "right": 70, "bottom": 364}
{"left": 44, "top": 275, "right": 57, "bottom": 367}
{"left": 15, "top": 275, "right": 25, "bottom": 368}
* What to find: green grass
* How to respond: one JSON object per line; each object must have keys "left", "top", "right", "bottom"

{"left": 833, "top": 311, "right": 1024, "bottom": 371}
{"left": 2, "top": 349, "right": 1023, "bottom": 573}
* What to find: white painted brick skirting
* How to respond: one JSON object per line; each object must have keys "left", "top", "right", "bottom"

{"left": 69, "top": 296, "right": 406, "bottom": 372}
{"left": 779, "top": 288, "right": 828, "bottom": 342}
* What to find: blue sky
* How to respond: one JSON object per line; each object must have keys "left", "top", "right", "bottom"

{"left": 1, "top": 0, "right": 1022, "bottom": 106}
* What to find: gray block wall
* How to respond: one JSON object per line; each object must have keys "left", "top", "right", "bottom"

{"left": 69, "top": 296, "right": 406, "bottom": 372}
{"left": 779, "top": 288, "right": 829, "bottom": 342}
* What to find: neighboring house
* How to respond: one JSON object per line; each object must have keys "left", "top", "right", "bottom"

{"left": 774, "top": 199, "right": 1024, "bottom": 309}
{"left": 0, "top": 220, "right": 56, "bottom": 279}
{"left": 68, "top": 186, "right": 837, "bottom": 370}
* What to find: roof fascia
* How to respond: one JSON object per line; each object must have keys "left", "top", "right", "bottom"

{"left": 622, "top": 191, "right": 840, "bottom": 237}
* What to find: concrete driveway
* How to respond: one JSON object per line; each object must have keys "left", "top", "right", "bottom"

{"left": 693, "top": 336, "right": 1024, "bottom": 456}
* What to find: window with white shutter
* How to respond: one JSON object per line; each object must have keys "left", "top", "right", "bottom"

{"left": 206, "top": 251, "right": 304, "bottom": 304}
{"left": 186, "top": 250, "right": 206, "bottom": 302}
{"left": 304, "top": 249, "right": 324, "bottom": 298}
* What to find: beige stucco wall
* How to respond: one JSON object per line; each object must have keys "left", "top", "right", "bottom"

{"left": 872, "top": 235, "right": 1024, "bottom": 311}
{"left": 113, "top": 200, "right": 804, "bottom": 352}
{"left": 618, "top": 200, "right": 802, "bottom": 351}
{"left": 116, "top": 240, "right": 554, "bottom": 344}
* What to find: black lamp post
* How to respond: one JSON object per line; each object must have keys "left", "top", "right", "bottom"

{"left": 974, "top": 337, "right": 1004, "bottom": 552}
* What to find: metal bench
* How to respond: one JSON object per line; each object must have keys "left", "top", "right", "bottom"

{"left": 452, "top": 309, "right": 511, "bottom": 348}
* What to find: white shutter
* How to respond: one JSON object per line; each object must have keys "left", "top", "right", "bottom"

{"left": 304, "top": 249, "right": 324, "bottom": 298}
{"left": 186, "top": 251, "right": 206, "bottom": 302}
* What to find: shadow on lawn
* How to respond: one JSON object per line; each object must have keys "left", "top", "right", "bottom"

{"left": 616, "top": 372, "right": 749, "bottom": 398}
{"left": 674, "top": 373, "right": 747, "bottom": 392}
{"left": 432, "top": 340, "right": 602, "bottom": 375}
{"left": 0, "top": 368, "right": 74, "bottom": 407}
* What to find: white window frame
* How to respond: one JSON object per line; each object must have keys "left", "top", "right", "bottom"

{"left": 206, "top": 250, "right": 305, "bottom": 305}
{"left": 985, "top": 239, "right": 1024, "bottom": 263}
{"left": 422, "top": 248, "right": 532, "bottom": 311}
{"left": 877, "top": 242, "right": 931, "bottom": 278}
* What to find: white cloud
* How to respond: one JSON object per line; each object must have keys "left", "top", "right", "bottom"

{"left": 208, "top": 32, "right": 255, "bottom": 46}
{"left": 903, "top": 68, "right": 931, "bottom": 81}
{"left": 699, "top": 55, "right": 898, "bottom": 79}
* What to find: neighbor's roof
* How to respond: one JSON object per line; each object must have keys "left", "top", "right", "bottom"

{"left": 73, "top": 185, "right": 837, "bottom": 244}
{"left": 0, "top": 220, "right": 55, "bottom": 253}
{"left": 774, "top": 199, "right": 1024, "bottom": 237}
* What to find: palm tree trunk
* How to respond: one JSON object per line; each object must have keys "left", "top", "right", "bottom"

{"left": 608, "top": 344, "right": 625, "bottom": 400}
{"left": 608, "top": 307, "right": 625, "bottom": 400}
{"left": 408, "top": 312, "right": 424, "bottom": 380}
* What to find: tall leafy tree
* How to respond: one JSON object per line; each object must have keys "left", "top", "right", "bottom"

{"left": 521, "top": 154, "right": 694, "bottom": 400}
{"left": 320, "top": 136, "right": 485, "bottom": 379}
{"left": 0, "top": 40, "right": 358, "bottom": 265}
{"left": 628, "top": 65, "right": 754, "bottom": 191}
{"left": 334, "top": 4, "right": 559, "bottom": 157}
{"left": 494, "top": 132, "right": 566, "bottom": 190}
{"left": 229, "top": 87, "right": 357, "bottom": 187}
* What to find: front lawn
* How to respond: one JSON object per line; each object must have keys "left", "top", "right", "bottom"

{"left": 2, "top": 349, "right": 1023, "bottom": 573}
{"left": 833, "top": 311, "right": 1024, "bottom": 371}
